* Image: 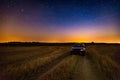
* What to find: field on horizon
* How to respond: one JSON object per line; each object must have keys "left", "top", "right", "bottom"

{"left": 0, "top": 44, "right": 120, "bottom": 80}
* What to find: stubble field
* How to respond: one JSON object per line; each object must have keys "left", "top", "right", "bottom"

{"left": 0, "top": 43, "right": 120, "bottom": 80}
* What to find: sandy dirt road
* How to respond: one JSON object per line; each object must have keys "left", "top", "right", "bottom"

{"left": 70, "top": 55, "right": 105, "bottom": 80}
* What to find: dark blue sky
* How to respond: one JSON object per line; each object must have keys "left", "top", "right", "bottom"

{"left": 0, "top": 0, "right": 120, "bottom": 42}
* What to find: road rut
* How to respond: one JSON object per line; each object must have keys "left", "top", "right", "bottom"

{"left": 71, "top": 56, "right": 104, "bottom": 80}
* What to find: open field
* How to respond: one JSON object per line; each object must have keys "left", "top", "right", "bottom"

{"left": 0, "top": 43, "right": 120, "bottom": 80}
{"left": 87, "top": 44, "right": 120, "bottom": 80}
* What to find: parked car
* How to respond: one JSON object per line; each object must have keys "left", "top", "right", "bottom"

{"left": 71, "top": 44, "right": 86, "bottom": 56}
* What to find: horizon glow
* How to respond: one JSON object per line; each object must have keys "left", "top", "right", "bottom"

{"left": 0, "top": 0, "right": 120, "bottom": 43}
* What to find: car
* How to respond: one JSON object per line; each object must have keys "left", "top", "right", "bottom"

{"left": 71, "top": 44, "right": 86, "bottom": 56}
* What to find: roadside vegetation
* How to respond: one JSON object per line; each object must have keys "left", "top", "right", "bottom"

{"left": 87, "top": 44, "right": 120, "bottom": 80}
{"left": 0, "top": 46, "right": 58, "bottom": 67}
{"left": 1, "top": 46, "right": 70, "bottom": 80}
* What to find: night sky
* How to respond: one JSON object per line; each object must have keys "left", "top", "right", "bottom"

{"left": 0, "top": 0, "right": 120, "bottom": 42}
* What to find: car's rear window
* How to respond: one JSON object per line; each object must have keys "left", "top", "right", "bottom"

{"left": 72, "top": 44, "right": 84, "bottom": 47}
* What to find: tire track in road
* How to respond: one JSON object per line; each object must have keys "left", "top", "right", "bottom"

{"left": 71, "top": 56, "right": 104, "bottom": 80}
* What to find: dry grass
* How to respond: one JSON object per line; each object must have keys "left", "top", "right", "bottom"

{"left": 0, "top": 46, "right": 58, "bottom": 63}
{"left": 39, "top": 55, "right": 77, "bottom": 80}
{"left": 87, "top": 44, "right": 120, "bottom": 80}
{"left": 1, "top": 46, "right": 70, "bottom": 80}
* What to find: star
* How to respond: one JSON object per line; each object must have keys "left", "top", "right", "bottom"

{"left": 17, "top": 8, "right": 25, "bottom": 16}
{"left": 20, "top": 8, "right": 24, "bottom": 12}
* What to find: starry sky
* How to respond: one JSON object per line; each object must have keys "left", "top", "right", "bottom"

{"left": 0, "top": 0, "right": 120, "bottom": 43}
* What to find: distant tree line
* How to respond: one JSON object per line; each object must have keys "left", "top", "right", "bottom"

{"left": 0, "top": 42, "right": 75, "bottom": 46}
{"left": 0, "top": 42, "right": 119, "bottom": 47}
